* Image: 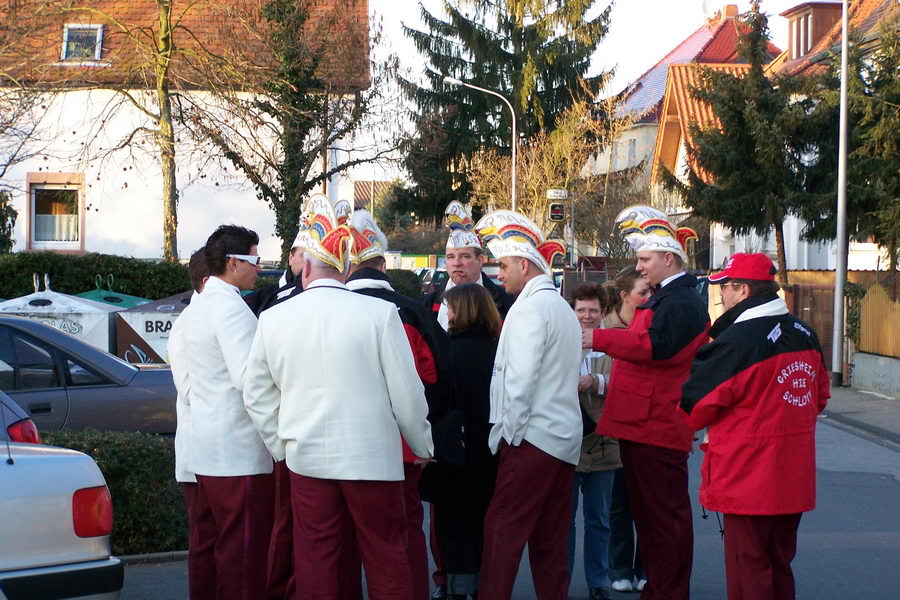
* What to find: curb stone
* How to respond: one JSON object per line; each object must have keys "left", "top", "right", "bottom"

{"left": 822, "top": 410, "right": 900, "bottom": 447}
{"left": 120, "top": 551, "right": 188, "bottom": 565}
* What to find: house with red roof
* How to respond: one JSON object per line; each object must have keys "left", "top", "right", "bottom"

{"left": 0, "top": 0, "right": 370, "bottom": 260}
{"left": 607, "top": 0, "right": 895, "bottom": 271}
{"left": 590, "top": 4, "right": 780, "bottom": 189}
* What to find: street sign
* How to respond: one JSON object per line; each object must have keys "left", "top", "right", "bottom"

{"left": 548, "top": 203, "right": 566, "bottom": 222}
{"left": 546, "top": 188, "right": 569, "bottom": 200}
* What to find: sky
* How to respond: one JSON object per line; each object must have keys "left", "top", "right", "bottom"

{"left": 357, "top": 0, "right": 805, "bottom": 181}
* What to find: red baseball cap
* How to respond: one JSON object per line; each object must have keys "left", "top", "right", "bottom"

{"left": 708, "top": 253, "right": 777, "bottom": 283}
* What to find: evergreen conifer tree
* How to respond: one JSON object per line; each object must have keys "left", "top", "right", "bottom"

{"left": 401, "top": 0, "right": 612, "bottom": 219}
{"left": 800, "top": 17, "right": 900, "bottom": 269}
{"left": 660, "top": 3, "right": 812, "bottom": 284}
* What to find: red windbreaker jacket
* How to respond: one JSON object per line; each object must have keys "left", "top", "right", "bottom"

{"left": 594, "top": 273, "right": 710, "bottom": 452}
{"left": 680, "top": 294, "right": 829, "bottom": 515}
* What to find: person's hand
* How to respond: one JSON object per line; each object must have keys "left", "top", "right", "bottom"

{"left": 413, "top": 456, "right": 433, "bottom": 468}
{"left": 582, "top": 328, "right": 595, "bottom": 349}
{"left": 578, "top": 375, "right": 594, "bottom": 392}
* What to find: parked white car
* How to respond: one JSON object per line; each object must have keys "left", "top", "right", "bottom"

{"left": 0, "top": 442, "right": 123, "bottom": 599}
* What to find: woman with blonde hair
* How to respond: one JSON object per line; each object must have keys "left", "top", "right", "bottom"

{"left": 424, "top": 283, "right": 501, "bottom": 600}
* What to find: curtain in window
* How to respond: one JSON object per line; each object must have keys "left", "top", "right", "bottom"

{"left": 34, "top": 214, "right": 79, "bottom": 241}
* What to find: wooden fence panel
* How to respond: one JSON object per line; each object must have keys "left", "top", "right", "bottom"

{"left": 858, "top": 285, "right": 900, "bottom": 359}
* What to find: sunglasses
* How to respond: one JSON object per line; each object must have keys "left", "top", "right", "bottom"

{"left": 226, "top": 253, "right": 261, "bottom": 266}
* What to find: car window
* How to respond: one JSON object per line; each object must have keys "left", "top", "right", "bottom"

{"left": 65, "top": 358, "right": 109, "bottom": 386}
{"left": 11, "top": 335, "right": 60, "bottom": 390}
{"left": 0, "top": 331, "right": 14, "bottom": 390}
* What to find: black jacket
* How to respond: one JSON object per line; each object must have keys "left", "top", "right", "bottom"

{"left": 421, "top": 272, "right": 516, "bottom": 319}
{"left": 244, "top": 269, "right": 302, "bottom": 317}
{"left": 347, "top": 267, "right": 451, "bottom": 419}
{"left": 420, "top": 325, "right": 499, "bottom": 505}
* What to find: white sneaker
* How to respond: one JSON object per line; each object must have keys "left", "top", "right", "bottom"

{"left": 636, "top": 579, "right": 647, "bottom": 592}
{"left": 611, "top": 579, "right": 633, "bottom": 592}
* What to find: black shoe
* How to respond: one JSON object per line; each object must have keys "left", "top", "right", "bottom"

{"left": 431, "top": 585, "right": 447, "bottom": 600}
{"left": 589, "top": 587, "right": 613, "bottom": 600}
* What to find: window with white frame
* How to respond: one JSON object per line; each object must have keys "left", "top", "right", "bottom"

{"left": 30, "top": 183, "right": 81, "bottom": 248}
{"left": 61, "top": 24, "right": 103, "bottom": 61}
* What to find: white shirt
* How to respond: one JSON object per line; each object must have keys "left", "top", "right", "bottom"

{"left": 660, "top": 270, "right": 687, "bottom": 288}
{"left": 167, "top": 293, "right": 196, "bottom": 483}
{"left": 582, "top": 350, "right": 606, "bottom": 396}
{"left": 488, "top": 274, "right": 583, "bottom": 465}
{"left": 184, "top": 276, "right": 273, "bottom": 476}
{"left": 243, "top": 278, "right": 433, "bottom": 481}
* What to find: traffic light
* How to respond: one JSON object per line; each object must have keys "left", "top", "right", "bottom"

{"left": 548, "top": 202, "right": 565, "bottom": 222}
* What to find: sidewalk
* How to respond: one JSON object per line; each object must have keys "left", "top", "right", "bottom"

{"left": 822, "top": 385, "right": 900, "bottom": 445}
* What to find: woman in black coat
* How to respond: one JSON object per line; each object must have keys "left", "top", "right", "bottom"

{"left": 426, "top": 283, "right": 500, "bottom": 600}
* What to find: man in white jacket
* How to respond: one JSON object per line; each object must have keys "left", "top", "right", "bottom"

{"left": 184, "top": 225, "right": 274, "bottom": 600}
{"left": 474, "top": 211, "right": 583, "bottom": 600}
{"left": 168, "top": 248, "right": 215, "bottom": 600}
{"left": 244, "top": 196, "right": 434, "bottom": 600}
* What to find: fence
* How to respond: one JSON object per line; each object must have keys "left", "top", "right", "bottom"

{"left": 858, "top": 284, "right": 900, "bottom": 359}
{"left": 785, "top": 285, "right": 835, "bottom": 371}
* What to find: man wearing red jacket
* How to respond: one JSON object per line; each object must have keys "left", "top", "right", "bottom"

{"left": 680, "top": 253, "right": 829, "bottom": 600}
{"left": 582, "top": 205, "right": 708, "bottom": 600}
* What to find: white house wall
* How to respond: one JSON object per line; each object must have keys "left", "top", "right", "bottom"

{"left": 5, "top": 89, "right": 355, "bottom": 261}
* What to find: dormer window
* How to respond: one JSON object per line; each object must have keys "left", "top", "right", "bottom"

{"left": 61, "top": 24, "right": 103, "bottom": 61}
{"left": 780, "top": 2, "right": 841, "bottom": 62}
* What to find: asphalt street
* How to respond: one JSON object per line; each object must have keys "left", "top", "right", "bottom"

{"left": 121, "top": 417, "right": 900, "bottom": 599}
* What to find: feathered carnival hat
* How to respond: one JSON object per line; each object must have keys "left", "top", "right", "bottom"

{"left": 616, "top": 205, "right": 697, "bottom": 262}
{"left": 475, "top": 210, "right": 565, "bottom": 275}
{"left": 299, "top": 193, "right": 352, "bottom": 272}
{"left": 291, "top": 201, "right": 314, "bottom": 250}
{"left": 334, "top": 200, "right": 352, "bottom": 226}
{"left": 444, "top": 201, "right": 482, "bottom": 250}
{"left": 349, "top": 209, "right": 389, "bottom": 264}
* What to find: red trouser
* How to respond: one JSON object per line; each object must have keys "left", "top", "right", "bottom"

{"left": 267, "top": 461, "right": 294, "bottom": 600}
{"left": 403, "top": 464, "right": 430, "bottom": 600}
{"left": 194, "top": 473, "right": 275, "bottom": 600}
{"left": 430, "top": 503, "right": 447, "bottom": 587}
{"left": 723, "top": 513, "right": 802, "bottom": 600}
{"left": 479, "top": 440, "right": 575, "bottom": 600}
{"left": 619, "top": 440, "right": 693, "bottom": 600}
{"left": 182, "top": 482, "right": 217, "bottom": 600}
{"left": 289, "top": 472, "right": 412, "bottom": 600}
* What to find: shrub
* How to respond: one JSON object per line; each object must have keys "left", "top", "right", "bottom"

{"left": 387, "top": 269, "right": 422, "bottom": 299}
{"left": 42, "top": 429, "right": 187, "bottom": 555}
{"left": 0, "top": 252, "right": 189, "bottom": 300}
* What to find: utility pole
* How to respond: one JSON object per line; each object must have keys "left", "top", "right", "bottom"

{"left": 831, "top": 0, "right": 849, "bottom": 386}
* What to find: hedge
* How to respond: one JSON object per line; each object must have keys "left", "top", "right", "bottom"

{"left": 42, "top": 429, "right": 187, "bottom": 555}
{"left": 387, "top": 269, "right": 422, "bottom": 299}
{"left": 0, "top": 252, "right": 189, "bottom": 300}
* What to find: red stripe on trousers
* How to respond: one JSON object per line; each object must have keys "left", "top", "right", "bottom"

{"left": 723, "top": 513, "right": 802, "bottom": 600}
{"left": 194, "top": 473, "right": 275, "bottom": 600}
{"left": 619, "top": 439, "right": 693, "bottom": 600}
{"left": 478, "top": 440, "right": 575, "bottom": 600}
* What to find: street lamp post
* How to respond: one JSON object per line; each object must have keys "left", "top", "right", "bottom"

{"left": 443, "top": 76, "right": 518, "bottom": 212}
{"left": 831, "top": 0, "right": 849, "bottom": 386}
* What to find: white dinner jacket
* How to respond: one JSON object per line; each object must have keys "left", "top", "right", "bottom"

{"left": 167, "top": 293, "right": 196, "bottom": 483}
{"left": 184, "top": 276, "right": 273, "bottom": 476}
{"left": 243, "top": 278, "right": 433, "bottom": 481}
{"left": 488, "top": 273, "right": 583, "bottom": 465}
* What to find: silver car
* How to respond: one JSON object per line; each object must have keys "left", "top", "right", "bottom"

{"left": 0, "top": 442, "right": 123, "bottom": 599}
{"left": 0, "top": 316, "right": 176, "bottom": 434}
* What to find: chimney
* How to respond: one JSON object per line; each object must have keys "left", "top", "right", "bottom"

{"left": 706, "top": 4, "right": 740, "bottom": 27}
{"left": 780, "top": 2, "right": 842, "bottom": 60}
